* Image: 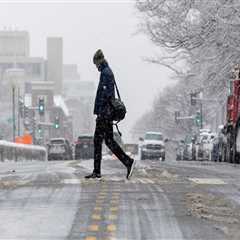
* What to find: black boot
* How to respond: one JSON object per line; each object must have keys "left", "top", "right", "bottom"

{"left": 85, "top": 172, "right": 102, "bottom": 179}
{"left": 126, "top": 159, "right": 136, "bottom": 180}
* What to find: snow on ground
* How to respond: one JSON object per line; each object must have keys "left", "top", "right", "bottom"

{"left": 0, "top": 160, "right": 81, "bottom": 240}
{"left": 0, "top": 186, "right": 81, "bottom": 240}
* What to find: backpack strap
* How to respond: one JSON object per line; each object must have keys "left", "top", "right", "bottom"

{"left": 111, "top": 77, "right": 123, "bottom": 137}
{"left": 112, "top": 76, "right": 121, "bottom": 101}
{"left": 114, "top": 122, "right": 122, "bottom": 137}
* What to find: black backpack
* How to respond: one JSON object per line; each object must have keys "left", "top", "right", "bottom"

{"left": 109, "top": 77, "right": 126, "bottom": 135}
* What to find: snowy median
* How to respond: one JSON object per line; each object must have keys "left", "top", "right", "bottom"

{"left": 0, "top": 140, "right": 47, "bottom": 162}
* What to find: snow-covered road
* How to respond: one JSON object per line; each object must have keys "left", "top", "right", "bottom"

{"left": 0, "top": 158, "right": 239, "bottom": 239}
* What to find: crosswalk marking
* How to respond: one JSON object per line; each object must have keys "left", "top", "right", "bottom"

{"left": 62, "top": 177, "right": 165, "bottom": 185}
{"left": 189, "top": 178, "right": 226, "bottom": 185}
{"left": 62, "top": 179, "right": 80, "bottom": 184}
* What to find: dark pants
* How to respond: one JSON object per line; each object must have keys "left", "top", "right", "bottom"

{"left": 93, "top": 118, "right": 132, "bottom": 174}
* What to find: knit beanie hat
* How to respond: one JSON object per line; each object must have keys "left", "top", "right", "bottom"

{"left": 93, "top": 49, "right": 105, "bottom": 65}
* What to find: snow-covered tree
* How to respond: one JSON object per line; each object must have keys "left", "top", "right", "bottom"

{"left": 134, "top": 0, "right": 240, "bottom": 136}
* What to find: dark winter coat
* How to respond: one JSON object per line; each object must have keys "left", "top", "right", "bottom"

{"left": 94, "top": 61, "right": 115, "bottom": 118}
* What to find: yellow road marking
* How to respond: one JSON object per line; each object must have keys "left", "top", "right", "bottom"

{"left": 100, "top": 189, "right": 108, "bottom": 193}
{"left": 92, "top": 214, "right": 101, "bottom": 220}
{"left": 96, "top": 200, "right": 104, "bottom": 204}
{"left": 89, "top": 225, "right": 99, "bottom": 232}
{"left": 97, "top": 195, "right": 106, "bottom": 199}
{"left": 112, "top": 192, "right": 120, "bottom": 196}
{"left": 110, "top": 207, "right": 118, "bottom": 212}
{"left": 107, "top": 224, "right": 117, "bottom": 232}
{"left": 110, "top": 200, "right": 119, "bottom": 205}
{"left": 94, "top": 207, "right": 102, "bottom": 211}
{"left": 85, "top": 237, "right": 97, "bottom": 240}
{"left": 99, "top": 192, "right": 107, "bottom": 196}
{"left": 111, "top": 196, "right": 119, "bottom": 200}
{"left": 108, "top": 214, "right": 118, "bottom": 220}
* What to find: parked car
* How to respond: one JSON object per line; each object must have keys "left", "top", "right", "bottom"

{"left": 210, "top": 126, "right": 227, "bottom": 162}
{"left": 211, "top": 136, "right": 220, "bottom": 161}
{"left": 140, "top": 132, "right": 166, "bottom": 161}
{"left": 195, "top": 132, "right": 215, "bottom": 161}
{"left": 183, "top": 135, "right": 195, "bottom": 160}
{"left": 75, "top": 135, "right": 94, "bottom": 160}
{"left": 176, "top": 140, "right": 185, "bottom": 161}
{"left": 48, "top": 138, "right": 73, "bottom": 160}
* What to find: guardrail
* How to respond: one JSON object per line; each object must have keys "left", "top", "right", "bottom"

{"left": 0, "top": 141, "right": 47, "bottom": 162}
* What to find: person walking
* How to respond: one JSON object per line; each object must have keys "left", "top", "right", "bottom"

{"left": 85, "top": 49, "right": 136, "bottom": 179}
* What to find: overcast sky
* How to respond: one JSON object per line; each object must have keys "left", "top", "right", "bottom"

{"left": 0, "top": 1, "right": 174, "bottom": 141}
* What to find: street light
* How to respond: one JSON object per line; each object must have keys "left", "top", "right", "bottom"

{"left": 5, "top": 68, "right": 25, "bottom": 142}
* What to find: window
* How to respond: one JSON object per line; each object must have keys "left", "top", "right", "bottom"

{"left": 145, "top": 133, "right": 163, "bottom": 141}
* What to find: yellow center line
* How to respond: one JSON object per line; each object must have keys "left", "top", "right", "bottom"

{"left": 112, "top": 192, "right": 120, "bottom": 196}
{"left": 92, "top": 214, "right": 102, "bottom": 220}
{"left": 107, "top": 224, "right": 117, "bottom": 232}
{"left": 84, "top": 237, "right": 97, "bottom": 240}
{"left": 111, "top": 197, "right": 119, "bottom": 201}
{"left": 99, "top": 193, "right": 107, "bottom": 196}
{"left": 94, "top": 207, "right": 102, "bottom": 212}
{"left": 110, "top": 200, "right": 119, "bottom": 205}
{"left": 108, "top": 214, "right": 118, "bottom": 220}
{"left": 96, "top": 200, "right": 104, "bottom": 204}
{"left": 88, "top": 225, "right": 99, "bottom": 232}
{"left": 97, "top": 195, "right": 106, "bottom": 200}
{"left": 110, "top": 207, "right": 118, "bottom": 212}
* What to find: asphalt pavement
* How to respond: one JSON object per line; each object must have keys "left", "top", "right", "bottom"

{"left": 0, "top": 157, "right": 240, "bottom": 240}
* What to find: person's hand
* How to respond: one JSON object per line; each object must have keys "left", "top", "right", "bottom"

{"left": 97, "top": 114, "right": 103, "bottom": 121}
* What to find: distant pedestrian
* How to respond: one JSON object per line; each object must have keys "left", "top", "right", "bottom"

{"left": 85, "top": 49, "right": 135, "bottom": 179}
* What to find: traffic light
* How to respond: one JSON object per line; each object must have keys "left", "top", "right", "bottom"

{"left": 38, "top": 98, "right": 45, "bottom": 116}
{"left": 195, "top": 111, "right": 201, "bottom": 127}
{"left": 37, "top": 125, "right": 43, "bottom": 134}
{"left": 174, "top": 111, "right": 180, "bottom": 124}
{"left": 190, "top": 93, "right": 197, "bottom": 106}
{"left": 24, "top": 106, "right": 29, "bottom": 119}
{"left": 54, "top": 116, "right": 60, "bottom": 129}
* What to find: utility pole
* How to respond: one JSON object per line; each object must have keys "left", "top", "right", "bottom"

{"left": 17, "top": 87, "right": 21, "bottom": 136}
{"left": 200, "top": 101, "right": 203, "bottom": 129}
{"left": 12, "top": 86, "right": 16, "bottom": 142}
